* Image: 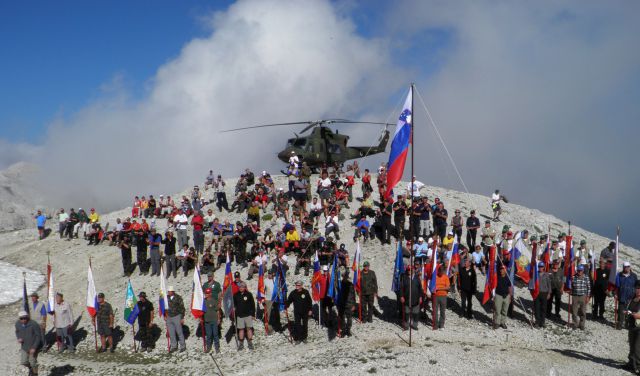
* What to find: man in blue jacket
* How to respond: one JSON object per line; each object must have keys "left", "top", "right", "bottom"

{"left": 618, "top": 261, "right": 638, "bottom": 330}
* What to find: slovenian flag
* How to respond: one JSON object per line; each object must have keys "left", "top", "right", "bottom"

{"left": 222, "top": 252, "right": 234, "bottom": 318}
{"left": 429, "top": 252, "right": 439, "bottom": 294}
{"left": 47, "top": 263, "right": 55, "bottom": 314}
{"left": 528, "top": 242, "right": 539, "bottom": 299}
{"left": 159, "top": 264, "right": 168, "bottom": 317}
{"left": 352, "top": 241, "right": 362, "bottom": 293}
{"left": 191, "top": 265, "right": 206, "bottom": 319}
{"left": 257, "top": 258, "right": 265, "bottom": 302}
{"left": 272, "top": 257, "right": 288, "bottom": 311}
{"left": 385, "top": 87, "right": 412, "bottom": 199}
{"left": 311, "top": 251, "right": 322, "bottom": 301}
{"left": 482, "top": 245, "right": 498, "bottom": 304}
{"left": 124, "top": 281, "right": 140, "bottom": 325}
{"left": 86, "top": 264, "right": 99, "bottom": 317}
{"left": 563, "top": 235, "right": 574, "bottom": 291}
{"left": 446, "top": 235, "right": 460, "bottom": 277}
{"left": 391, "top": 242, "right": 404, "bottom": 293}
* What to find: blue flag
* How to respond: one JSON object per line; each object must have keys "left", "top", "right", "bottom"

{"left": 391, "top": 242, "right": 404, "bottom": 293}
{"left": 271, "top": 258, "right": 288, "bottom": 311}
{"left": 124, "top": 281, "right": 140, "bottom": 325}
{"left": 327, "top": 255, "right": 341, "bottom": 303}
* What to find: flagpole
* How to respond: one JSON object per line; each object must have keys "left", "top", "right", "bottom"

{"left": 48, "top": 252, "right": 60, "bottom": 351}
{"left": 160, "top": 265, "right": 170, "bottom": 352}
{"left": 127, "top": 279, "right": 138, "bottom": 353}
{"left": 90, "top": 257, "right": 98, "bottom": 352}
{"left": 614, "top": 226, "right": 620, "bottom": 329}
{"left": 408, "top": 83, "right": 415, "bottom": 347}
{"left": 567, "top": 221, "right": 572, "bottom": 326}
{"left": 43, "top": 252, "right": 50, "bottom": 351}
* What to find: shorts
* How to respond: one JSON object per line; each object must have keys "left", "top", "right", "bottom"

{"left": 98, "top": 324, "right": 112, "bottom": 336}
{"left": 295, "top": 192, "right": 307, "bottom": 202}
{"left": 236, "top": 316, "right": 253, "bottom": 330}
{"left": 37, "top": 226, "right": 44, "bottom": 230}
{"left": 319, "top": 190, "right": 331, "bottom": 200}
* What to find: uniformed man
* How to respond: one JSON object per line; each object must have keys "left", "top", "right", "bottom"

{"left": 547, "top": 260, "right": 564, "bottom": 318}
{"left": 337, "top": 272, "right": 356, "bottom": 337}
{"left": 233, "top": 282, "right": 255, "bottom": 350}
{"left": 535, "top": 262, "right": 552, "bottom": 328}
{"left": 94, "top": 293, "right": 114, "bottom": 353}
{"left": 286, "top": 281, "right": 313, "bottom": 343}
{"left": 203, "top": 288, "right": 221, "bottom": 353}
{"left": 625, "top": 281, "right": 640, "bottom": 373}
{"left": 166, "top": 286, "right": 186, "bottom": 352}
{"left": 592, "top": 258, "right": 610, "bottom": 320}
{"left": 360, "top": 261, "right": 378, "bottom": 323}
{"left": 136, "top": 292, "right": 154, "bottom": 352}
{"left": 400, "top": 266, "right": 423, "bottom": 330}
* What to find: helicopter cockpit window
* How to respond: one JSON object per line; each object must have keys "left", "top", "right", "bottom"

{"left": 286, "top": 138, "right": 307, "bottom": 148}
{"left": 328, "top": 143, "right": 342, "bottom": 154}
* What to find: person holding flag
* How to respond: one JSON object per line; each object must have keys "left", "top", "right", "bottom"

{"left": 52, "top": 292, "right": 74, "bottom": 353}
{"left": 190, "top": 265, "right": 206, "bottom": 352}
{"left": 534, "top": 262, "right": 552, "bottom": 328}
{"left": 360, "top": 261, "right": 378, "bottom": 324}
{"left": 96, "top": 293, "right": 115, "bottom": 353}
{"left": 135, "top": 292, "right": 154, "bottom": 352}
{"left": 433, "top": 263, "right": 450, "bottom": 329}
{"left": 233, "top": 282, "right": 256, "bottom": 350}
{"left": 286, "top": 280, "right": 313, "bottom": 343}
{"left": 87, "top": 262, "right": 99, "bottom": 352}
{"left": 337, "top": 271, "right": 356, "bottom": 337}
{"left": 616, "top": 262, "right": 637, "bottom": 330}
{"left": 166, "top": 285, "right": 186, "bottom": 352}
{"left": 28, "top": 293, "right": 47, "bottom": 350}
{"left": 400, "top": 265, "right": 423, "bottom": 330}
{"left": 392, "top": 242, "right": 405, "bottom": 322}
{"left": 457, "top": 258, "right": 477, "bottom": 320}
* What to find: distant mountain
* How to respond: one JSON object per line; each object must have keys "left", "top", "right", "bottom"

{"left": 0, "top": 162, "right": 44, "bottom": 232}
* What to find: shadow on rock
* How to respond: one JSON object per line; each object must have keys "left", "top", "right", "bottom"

{"left": 48, "top": 364, "right": 75, "bottom": 376}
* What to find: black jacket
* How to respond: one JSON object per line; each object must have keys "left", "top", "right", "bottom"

{"left": 233, "top": 291, "right": 256, "bottom": 318}
{"left": 337, "top": 280, "right": 356, "bottom": 312}
{"left": 401, "top": 274, "right": 423, "bottom": 307}
{"left": 458, "top": 266, "right": 477, "bottom": 293}
{"left": 286, "top": 288, "right": 313, "bottom": 315}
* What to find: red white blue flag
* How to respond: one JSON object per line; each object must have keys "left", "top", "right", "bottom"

{"left": 385, "top": 87, "right": 412, "bottom": 199}
{"left": 86, "top": 264, "right": 99, "bottom": 317}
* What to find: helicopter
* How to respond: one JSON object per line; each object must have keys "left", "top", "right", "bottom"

{"left": 221, "top": 119, "right": 391, "bottom": 169}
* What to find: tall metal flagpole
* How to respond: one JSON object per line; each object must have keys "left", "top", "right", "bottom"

{"left": 408, "top": 83, "right": 415, "bottom": 347}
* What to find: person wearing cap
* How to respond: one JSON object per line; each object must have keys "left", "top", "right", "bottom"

{"left": 494, "top": 266, "right": 512, "bottom": 329}
{"left": 233, "top": 282, "right": 256, "bottom": 350}
{"left": 600, "top": 241, "right": 616, "bottom": 263}
{"left": 433, "top": 201, "right": 448, "bottom": 242}
{"left": 480, "top": 220, "right": 496, "bottom": 254}
{"left": 191, "top": 210, "right": 205, "bottom": 254}
{"left": 34, "top": 210, "right": 46, "bottom": 241}
{"left": 148, "top": 228, "right": 163, "bottom": 277}
{"left": 173, "top": 209, "right": 189, "bottom": 250}
{"left": 392, "top": 195, "right": 407, "bottom": 241}
{"left": 570, "top": 265, "right": 591, "bottom": 330}
{"left": 400, "top": 265, "right": 423, "bottom": 330}
{"left": 547, "top": 259, "right": 564, "bottom": 319}
{"left": 465, "top": 210, "right": 480, "bottom": 250}
{"left": 573, "top": 239, "right": 589, "bottom": 268}
{"left": 286, "top": 280, "right": 313, "bottom": 342}
{"left": 457, "top": 258, "right": 477, "bottom": 320}
{"left": 433, "top": 263, "right": 450, "bottom": 328}
{"left": 451, "top": 209, "right": 463, "bottom": 242}
{"left": 28, "top": 293, "right": 47, "bottom": 348}
{"left": 624, "top": 281, "right": 640, "bottom": 372}
{"left": 471, "top": 245, "right": 485, "bottom": 275}
{"left": 16, "top": 310, "right": 41, "bottom": 375}
{"left": 319, "top": 265, "right": 335, "bottom": 326}
{"left": 534, "top": 262, "right": 552, "bottom": 328}
{"left": 360, "top": 261, "right": 378, "bottom": 323}
{"left": 617, "top": 262, "right": 638, "bottom": 329}
{"left": 94, "top": 293, "right": 114, "bottom": 353}
{"left": 52, "top": 292, "right": 74, "bottom": 353}
{"left": 136, "top": 292, "right": 154, "bottom": 352}
{"left": 166, "top": 286, "right": 186, "bottom": 352}
{"left": 593, "top": 258, "right": 610, "bottom": 320}
{"left": 203, "top": 287, "right": 221, "bottom": 353}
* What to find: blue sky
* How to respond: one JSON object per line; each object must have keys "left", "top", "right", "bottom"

{"left": 0, "top": 0, "right": 638, "bottom": 250}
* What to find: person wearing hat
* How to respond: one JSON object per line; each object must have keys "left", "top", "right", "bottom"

{"left": 534, "top": 262, "right": 552, "bottom": 328}
{"left": 457, "top": 257, "right": 477, "bottom": 320}
{"left": 570, "top": 265, "right": 591, "bottom": 330}
{"left": 162, "top": 230, "right": 177, "bottom": 278}
{"left": 94, "top": 293, "right": 114, "bottom": 353}
{"left": 593, "top": 258, "right": 610, "bottom": 320}
{"left": 52, "top": 292, "right": 75, "bottom": 353}
{"left": 166, "top": 286, "right": 186, "bottom": 352}
{"left": 623, "top": 281, "right": 640, "bottom": 372}
{"left": 360, "top": 261, "right": 378, "bottom": 323}
{"left": 494, "top": 266, "right": 512, "bottom": 329}
{"left": 433, "top": 262, "right": 450, "bottom": 328}
{"left": 465, "top": 210, "right": 480, "bottom": 250}
{"left": 233, "top": 282, "right": 256, "bottom": 350}
{"left": 135, "top": 292, "right": 154, "bottom": 352}
{"left": 173, "top": 209, "right": 189, "bottom": 250}
{"left": 337, "top": 272, "right": 356, "bottom": 338}
{"left": 574, "top": 239, "right": 589, "bottom": 268}
{"left": 15, "top": 310, "right": 41, "bottom": 375}
{"left": 600, "top": 241, "right": 616, "bottom": 263}
{"left": 547, "top": 259, "right": 564, "bottom": 319}
{"left": 28, "top": 292, "right": 47, "bottom": 348}
{"left": 286, "top": 280, "right": 313, "bottom": 343}
{"left": 203, "top": 288, "right": 221, "bottom": 353}
{"left": 451, "top": 209, "right": 463, "bottom": 242}
{"left": 617, "top": 262, "right": 638, "bottom": 329}
{"left": 319, "top": 265, "right": 335, "bottom": 326}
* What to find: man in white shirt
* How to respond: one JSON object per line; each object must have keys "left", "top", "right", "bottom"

{"left": 52, "top": 293, "right": 75, "bottom": 353}
{"left": 58, "top": 209, "right": 69, "bottom": 238}
{"left": 262, "top": 270, "right": 275, "bottom": 334}
{"left": 289, "top": 152, "right": 299, "bottom": 168}
{"left": 173, "top": 210, "right": 189, "bottom": 249}
{"left": 407, "top": 176, "right": 425, "bottom": 199}
{"left": 248, "top": 250, "right": 268, "bottom": 280}
{"left": 325, "top": 211, "right": 340, "bottom": 240}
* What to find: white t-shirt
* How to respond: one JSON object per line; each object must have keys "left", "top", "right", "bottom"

{"left": 289, "top": 155, "right": 299, "bottom": 168}
{"left": 58, "top": 213, "right": 69, "bottom": 223}
{"left": 319, "top": 178, "right": 332, "bottom": 189}
{"left": 309, "top": 201, "right": 322, "bottom": 212}
{"left": 255, "top": 254, "right": 268, "bottom": 264}
{"left": 491, "top": 193, "right": 500, "bottom": 202}
{"left": 263, "top": 278, "right": 274, "bottom": 302}
{"left": 174, "top": 214, "right": 188, "bottom": 230}
{"left": 326, "top": 215, "right": 339, "bottom": 228}
{"left": 407, "top": 181, "right": 425, "bottom": 197}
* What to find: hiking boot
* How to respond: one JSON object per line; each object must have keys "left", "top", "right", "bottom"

{"left": 109, "top": 347, "right": 114, "bottom": 353}
{"left": 214, "top": 345, "right": 220, "bottom": 354}
{"left": 204, "top": 346, "right": 211, "bottom": 353}
{"left": 237, "top": 343, "right": 244, "bottom": 351}
{"left": 247, "top": 341, "right": 254, "bottom": 350}
{"left": 500, "top": 324, "right": 507, "bottom": 329}
{"left": 179, "top": 347, "right": 186, "bottom": 353}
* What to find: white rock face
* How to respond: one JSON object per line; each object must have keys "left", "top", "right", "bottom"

{"left": 0, "top": 162, "right": 44, "bottom": 232}
{"left": 0, "top": 173, "right": 635, "bottom": 375}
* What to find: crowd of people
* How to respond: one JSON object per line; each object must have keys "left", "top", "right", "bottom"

{"left": 18, "top": 157, "right": 640, "bottom": 375}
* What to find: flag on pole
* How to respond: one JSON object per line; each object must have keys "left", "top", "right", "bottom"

{"left": 391, "top": 242, "right": 404, "bottom": 293}
{"left": 22, "top": 274, "right": 30, "bottom": 315}
{"left": 385, "top": 87, "right": 412, "bottom": 199}
{"left": 528, "top": 242, "right": 540, "bottom": 299}
{"left": 482, "top": 246, "right": 498, "bottom": 304}
{"left": 326, "top": 255, "right": 341, "bottom": 303}
{"left": 510, "top": 238, "right": 531, "bottom": 284}
{"left": 428, "top": 238, "right": 439, "bottom": 294}
{"left": 257, "top": 258, "right": 265, "bottom": 302}
{"left": 222, "top": 252, "right": 234, "bottom": 318}
{"left": 311, "top": 251, "right": 322, "bottom": 301}
{"left": 563, "top": 235, "right": 574, "bottom": 291}
{"left": 86, "top": 264, "right": 99, "bottom": 317}
{"left": 446, "top": 235, "right": 460, "bottom": 276}
{"left": 191, "top": 265, "right": 206, "bottom": 319}
{"left": 608, "top": 232, "right": 620, "bottom": 291}
{"left": 272, "top": 257, "right": 288, "bottom": 311}
{"left": 352, "top": 241, "right": 362, "bottom": 293}
{"left": 46, "top": 264, "right": 55, "bottom": 314}
{"left": 159, "top": 265, "right": 168, "bottom": 317}
{"left": 542, "top": 236, "right": 551, "bottom": 272}
{"left": 124, "top": 281, "right": 140, "bottom": 325}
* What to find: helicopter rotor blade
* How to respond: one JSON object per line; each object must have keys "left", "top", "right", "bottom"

{"left": 220, "top": 119, "right": 393, "bottom": 134}
{"left": 219, "top": 121, "right": 314, "bottom": 133}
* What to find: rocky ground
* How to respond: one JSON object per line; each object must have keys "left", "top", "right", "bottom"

{"left": 0, "top": 175, "right": 636, "bottom": 376}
